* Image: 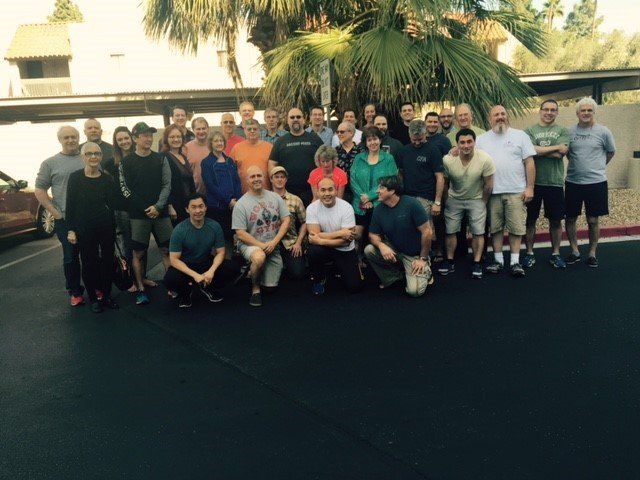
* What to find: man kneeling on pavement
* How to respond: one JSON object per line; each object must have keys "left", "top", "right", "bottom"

{"left": 164, "top": 194, "right": 240, "bottom": 308}
{"left": 364, "top": 175, "right": 433, "bottom": 297}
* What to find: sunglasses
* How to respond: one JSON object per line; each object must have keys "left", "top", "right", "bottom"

{"left": 289, "top": 115, "right": 303, "bottom": 119}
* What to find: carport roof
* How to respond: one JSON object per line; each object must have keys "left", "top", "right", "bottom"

{"left": 0, "top": 68, "right": 639, "bottom": 123}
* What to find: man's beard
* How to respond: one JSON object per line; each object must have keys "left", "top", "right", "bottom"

{"left": 492, "top": 122, "right": 508, "bottom": 134}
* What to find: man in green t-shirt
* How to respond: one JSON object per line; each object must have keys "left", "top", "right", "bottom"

{"left": 523, "top": 99, "right": 570, "bottom": 269}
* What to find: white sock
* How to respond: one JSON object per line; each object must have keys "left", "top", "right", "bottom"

{"left": 511, "top": 253, "right": 520, "bottom": 265}
{"left": 494, "top": 252, "right": 504, "bottom": 265}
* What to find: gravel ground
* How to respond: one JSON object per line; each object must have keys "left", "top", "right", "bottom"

{"left": 535, "top": 188, "right": 640, "bottom": 231}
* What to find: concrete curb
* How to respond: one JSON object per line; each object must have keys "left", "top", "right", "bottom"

{"left": 533, "top": 223, "right": 640, "bottom": 243}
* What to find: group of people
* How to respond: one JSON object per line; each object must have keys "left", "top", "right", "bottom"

{"left": 35, "top": 96, "right": 615, "bottom": 311}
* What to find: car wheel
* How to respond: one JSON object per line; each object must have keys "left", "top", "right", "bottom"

{"left": 35, "top": 207, "right": 55, "bottom": 238}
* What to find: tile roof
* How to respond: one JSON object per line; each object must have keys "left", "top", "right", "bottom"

{"left": 5, "top": 23, "right": 72, "bottom": 61}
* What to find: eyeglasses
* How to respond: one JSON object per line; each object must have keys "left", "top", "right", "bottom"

{"left": 336, "top": 130, "right": 351, "bottom": 134}
{"left": 246, "top": 127, "right": 258, "bottom": 132}
{"left": 440, "top": 115, "right": 453, "bottom": 118}
{"left": 289, "top": 115, "right": 302, "bottom": 119}
{"left": 84, "top": 151, "right": 102, "bottom": 157}
{"left": 222, "top": 120, "right": 235, "bottom": 124}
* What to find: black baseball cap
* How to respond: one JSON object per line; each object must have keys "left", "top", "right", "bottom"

{"left": 131, "top": 122, "right": 158, "bottom": 136}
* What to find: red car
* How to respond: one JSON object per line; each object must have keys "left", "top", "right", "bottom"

{"left": 0, "top": 170, "right": 55, "bottom": 239}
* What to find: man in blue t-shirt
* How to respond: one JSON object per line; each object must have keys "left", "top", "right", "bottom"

{"left": 364, "top": 175, "right": 433, "bottom": 297}
{"left": 164, "top": 194, "right": 240, "bottom": 307}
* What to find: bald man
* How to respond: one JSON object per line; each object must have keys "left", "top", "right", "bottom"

{"left": 232, "top": 165, "right": 291, "bottom": 307}
{"left": 306, "top": 178, "right": 363, "bottom": 295}
{"left": 476, "top": 105, "right": 536, "bottom": 277}
{"left": 438, "top": 108, "right": 455, "bottom": 136}
{"left": 446, "top": 104, "right": 486, "bottom": 144}
{"left": 81, "top": 118, "right": 113, "bottom": 168}
{"left": 35, "top": 126, "right": 86, "bottom": 305}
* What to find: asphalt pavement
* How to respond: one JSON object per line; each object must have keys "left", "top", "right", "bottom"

{"left": 1, "top": 234, "right": 639, "bottom": 479}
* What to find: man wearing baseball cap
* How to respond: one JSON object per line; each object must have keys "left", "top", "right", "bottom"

{"left": 119, "top": 122, "right": 173, "bottom": 305}
{"left": 270, "top": 166, "right": 307, "bottom": 280}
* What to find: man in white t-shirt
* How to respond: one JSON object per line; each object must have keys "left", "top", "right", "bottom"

{"left": 476, "top": 105, "right": 536, "bottom": 277}
{"left": 306, "top": 178, "right": 363, "bottom": 295}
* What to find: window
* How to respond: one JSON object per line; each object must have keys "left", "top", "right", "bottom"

{"left": 26, "top": 61, "right": 44, "bottom": 79}
{"left": 217, "top": 50, "right": 227, "bottom": 68}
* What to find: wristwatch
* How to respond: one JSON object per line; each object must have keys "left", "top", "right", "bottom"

{"left": 434, "top": 200, "right": 441, "bottom": 206}
{"left": 419, "top": 256, "right": 428, "bottom": 262}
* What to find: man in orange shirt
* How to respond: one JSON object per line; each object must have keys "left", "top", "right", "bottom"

{"left": 230, "top": 119, "right": 273, "bottom": 192}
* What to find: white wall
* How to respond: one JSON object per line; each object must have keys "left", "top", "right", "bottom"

{"left": 510, "top": 103, "right": 640, "bottom": 188}
{"left": 67, "top": 21, "right": 263, "bottom": 95}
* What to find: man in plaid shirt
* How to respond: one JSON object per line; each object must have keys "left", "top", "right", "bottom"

{"left": 270, "top": 166, "right": 307, "bottom": 280}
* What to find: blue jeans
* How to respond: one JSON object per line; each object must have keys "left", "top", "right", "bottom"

{"left": 55, "top": 219, "right": 83, "bottom": 296}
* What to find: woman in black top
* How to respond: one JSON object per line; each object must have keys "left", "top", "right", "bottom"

{"left": 162, "top": 124, "right": 196, "bottom": 225}
{"left": 66, "top": 142, "right": 118, "bottom": 313}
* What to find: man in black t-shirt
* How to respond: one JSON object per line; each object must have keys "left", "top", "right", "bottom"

{"left": 425, "top": 111, "right": 452, "bottom": 156}
{"left": 119, "top": 122, "right": 173, "bottom": 305}
{"left": 391, "top": 102, "right": 415, "bottom": 145}
{"left": 268, "top": 107, "right": 323, "bottom": 206}
{"left": 396, "top": 120, "right": 445, "bottom": 222}
{"left": 365, "top": 175, "right": 433, "bottom": 297}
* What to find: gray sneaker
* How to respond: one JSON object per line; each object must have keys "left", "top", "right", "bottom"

{"left": 510, "top": 263, "right": 525, "bottom": 277}
{"left": 486, "top": 261, "right": 503, "bottom": 274}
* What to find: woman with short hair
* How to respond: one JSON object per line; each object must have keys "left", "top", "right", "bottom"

{"left": 200, "top": 131, "right": 242, "bottom": 246}
{"left": 308, "top": 145, "right": 347, "bottom": 201}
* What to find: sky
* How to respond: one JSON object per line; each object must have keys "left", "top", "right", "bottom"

{"left": 531, "top": 0, "right": 639, "bottom": 33}
{"left": 1, "top": 0, "right": 638, "bottom": 38}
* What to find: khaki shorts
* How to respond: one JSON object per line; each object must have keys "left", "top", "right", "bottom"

{"left": 237, "top": 243, "right": 283, "bottom": 287}
{"left": 130, "top": 216, "right": 173, "bottom": 251}
{"left": 444, "top": 197, "right": 486, "bottom": 235}
{"left": 489, "top": 193, "right": 526, "bottom": 236}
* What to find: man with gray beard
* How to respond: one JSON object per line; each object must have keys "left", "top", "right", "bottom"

{"left": 476, "top": 106, "right": 536, "bottom": 277}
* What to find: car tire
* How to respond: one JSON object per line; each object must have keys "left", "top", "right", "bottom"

{"left": 34, "top": 207, "right": 55, "bottom": 238}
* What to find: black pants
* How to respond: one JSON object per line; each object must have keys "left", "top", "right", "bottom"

{"left": 280, "top": 244, "right": 307, "bottom": 280}
{"left": 206, "top": 207, "right": 233, "bottom": 240}
{"left": 78, "top": 224, "right": 116, "bottom": 302}
{"left": 164, "top": 258, "right": 240, "bottom": 298}
{"left": 55, "top": 219, "right": 83, "bottom": 296}
{"left": 307, "top": 245, "right": 363, "bottom": 293}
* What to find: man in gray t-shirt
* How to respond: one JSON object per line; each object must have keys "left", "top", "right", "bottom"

{"left": 35, "top": 126, "right": 85, "bottom": 303}
{"left": 232, "top": 165, "right": 290, "bottom": 307}
{"left": 565, "top": 98, "right": 616, "bottom": 268}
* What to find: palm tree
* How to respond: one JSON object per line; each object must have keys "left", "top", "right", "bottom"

{"left": 144, "top": 0, "right": 548, "bottom": 118}
{"left": 542, "top": 0, "right": 564, "bottom": 32}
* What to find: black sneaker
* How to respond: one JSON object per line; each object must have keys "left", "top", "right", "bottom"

{"left": 90, "top": 301, "right": 103, "bottom": 313}
{"left": 510, "top": 263, "right": 525, "bottom": 277}
{"left": 178, "top": 291, "right": 193, "bottom": 308}
{"left": 565, "top": 252, "right": 581, "bottom": 264}
{"left": 249, "top": 292, "right": 262, "bottom": 307}
{"left": 101, "top": 298, "right": 119, "bottom": 309}
{"left": 199, "top": 286, "right": 224, "bottom": 303}
{"left": 586, "top": 256, "right": 599, "bottom": 268}
{"left": 437, "top": 260, "right": 455, "bottom": 275}
{"left": 471, "top": 262, "right": 483, "bottom": 279}
{"left": 486, "top": 261, "right": 503, "bottom": 274}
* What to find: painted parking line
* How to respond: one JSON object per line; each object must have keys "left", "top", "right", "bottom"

{"left": 0, "top": 244, "right": 60, "bottom": 272}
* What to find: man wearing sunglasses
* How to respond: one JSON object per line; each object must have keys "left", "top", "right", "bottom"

{"left": 269, "top": 107, "right": 323, "bottom": 206}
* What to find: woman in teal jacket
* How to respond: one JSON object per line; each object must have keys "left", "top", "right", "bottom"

{"left": 349, "top": 126, "right": 398, "bottom": 263}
